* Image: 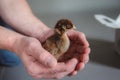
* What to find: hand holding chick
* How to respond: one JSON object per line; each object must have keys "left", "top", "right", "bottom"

{"left": 42, "top": 19, "right": 90, "bottom": 76}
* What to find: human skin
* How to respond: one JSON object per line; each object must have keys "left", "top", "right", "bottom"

{"left": 0, "top": 0, "right": 90, "bottom": 79}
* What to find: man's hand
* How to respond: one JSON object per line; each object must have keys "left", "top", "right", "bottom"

{"left": 0, "top": 0, "right": 90, "bottom": 79}
{"left": 59, "top": 30, "right": 90, "bottom": 76}
{"left": 13, "top": 36, "right": 78, "bottom": 79}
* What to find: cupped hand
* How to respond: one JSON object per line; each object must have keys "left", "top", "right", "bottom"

{"left": 12, "top": 32, "right": 78, "bottom": 79}
{"left": 58, "top": 30, "right": 90, "bottom": 76}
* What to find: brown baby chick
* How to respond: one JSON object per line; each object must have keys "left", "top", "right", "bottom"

{"left": 43, "top": 19, "right": 76, "bottom": 61}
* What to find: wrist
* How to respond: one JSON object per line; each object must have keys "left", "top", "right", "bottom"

{"left": 22, "top": 18, "right": 53, "bottom": 42}
{"left": 8, "top": 34, "right": 25, "bottom": 54}
{"left": 34, "top": 25, "right": 53, "bottom": 43}
{"left": 30, "top": 21, "right": 51, "bottom": 41}
{"left": 0, "top": 26, "right": 25, "bottom": 52}
{"left": 11, "top": 16, "right": 52, "bottom": 42}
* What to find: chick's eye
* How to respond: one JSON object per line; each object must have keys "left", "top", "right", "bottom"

{"left": 66, "top": 25, "right": 71, "bottom": 29}
{"left": 58, "top": 23, "right": 61, "bottom": 26}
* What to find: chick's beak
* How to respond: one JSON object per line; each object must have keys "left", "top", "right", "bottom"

{"left": 73, "top": 25, "right": 76, "bottom": 29}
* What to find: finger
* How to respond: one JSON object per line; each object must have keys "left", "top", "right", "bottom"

{"left": 49, "top": 58, "right": 78, "bottom": 75}
{"left": 74, "top": 50, "right": 90, "bottom": 71}
{"left": 63, "top": 58, "right": 78, "bottom": 77}
{"left": 68, "top": 70, "right": 78, "bottom": 76}
{"left": 76, "top": 46, "right": 87, "bottom": 53}
{"left": 65, "top": 58, "right": 78, "bottom": 72}
{"left": 35, "top": 58, "right": 78, "bottom": 79}
{"left": 53, "top": 58, "right": 78, "bottom": 79}
{"left": 78, "top": 53, "right": 89, "bottom": 64}
{"left": 22, "top": 56, "right": 45, "bottom": 77}
{"left": 75, "top": 62, "right": 85, "bottom": 71}
{"left": 34, "top": 46, "right": 57, "bottom": 68}
{"left": 77, "top": 31, "right": 89, "bottom": 47}
{"left": 31, "top": 62, "right": 67, "bottom": 79}
{"left": 76, "top": 48, "right": 90, "bottom": 63}
{"left": 21, "top": 53, "right": 42, "bottom": 76}
{"left": 27, "top": 61, "right": 43, "bottom": 77}
{"left": 21, "top": 53, "right": 56, "bottom": 77}
{"left": 79, "top": 47, "right": 90, "bottom": 63}
{"left": 83, "top": 47, "right": 91, "bottom": 55}
{"left": 69, "top": 61, "right": 85, "bottom": 75}
{"left": 58, "top": 46, "right": 90, "bottom": 62}
{"left": 58, "top": 58, "right": 78, "bottom": 77}
{"left": 32, "top": 62, "right": 68, "bottom": 79}
{"left": 67, "top": 30, "right": 89, "bottom": 47}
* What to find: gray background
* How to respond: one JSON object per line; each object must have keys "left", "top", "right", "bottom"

{"left": 0, "top": 0, "right": 120, "bottom": 80}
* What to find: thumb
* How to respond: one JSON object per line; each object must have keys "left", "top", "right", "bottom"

{"left": 34, "top": 46, "right": 57, "bottom": 68}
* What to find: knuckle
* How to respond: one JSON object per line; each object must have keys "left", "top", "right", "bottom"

{"left": 38, "top": 52, "right": 48, "bottom": 64}
{"left": 27, "top": 38, "right": 38, "bottom": 48}
{"left": 22, "top": 37, "right": 39, "bottom": 53}
{"left": 22, "top": 37, "right": 38, "bottom": 47}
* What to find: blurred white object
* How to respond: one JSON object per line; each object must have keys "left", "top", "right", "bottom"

{"left": 95, "top": 14, "right": 120, "bottom": 28}
{"left": 94, "top": 14, "right": 120, "bottom": 55}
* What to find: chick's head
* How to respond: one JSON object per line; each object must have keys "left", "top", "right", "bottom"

{"left": 55, "top": 19, "right": 76, "bottom": 35}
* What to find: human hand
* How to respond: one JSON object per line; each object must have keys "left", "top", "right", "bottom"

{"left": 12, "top": 34, "right": 78, "bottom": 79}
{"left": 58, "top": 30, "right": 90, "bottom": 76}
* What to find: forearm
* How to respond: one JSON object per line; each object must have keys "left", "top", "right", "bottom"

{"left": 0, "top": 0, "right": 50, "bottom": 40}
{"left": 0, "top": 26, "right": 24, "bottom": 51}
